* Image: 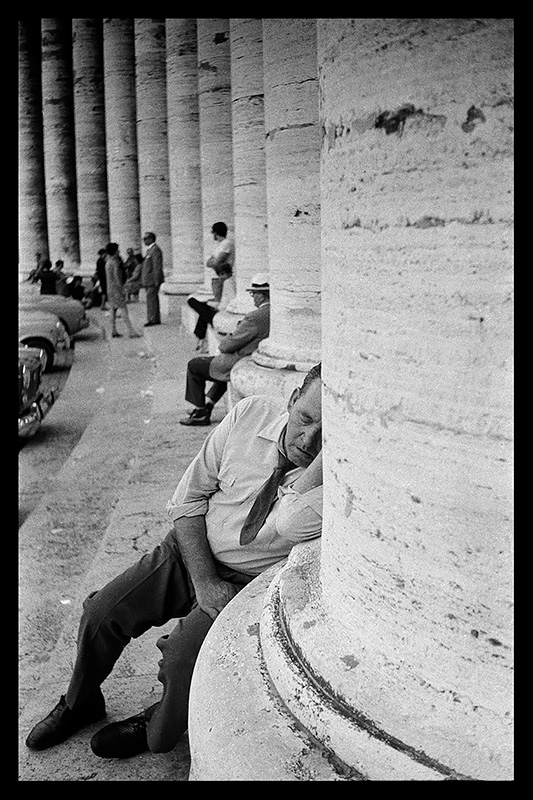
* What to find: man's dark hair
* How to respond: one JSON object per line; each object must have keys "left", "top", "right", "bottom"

{"left": 106, "top": 242, "right": 119, "bottom": 255}
{"left": 300, "top": 363, "right": 322, "bottom": 396}
{"left": 211, "top": 221, "right": 227, "bottom": 237}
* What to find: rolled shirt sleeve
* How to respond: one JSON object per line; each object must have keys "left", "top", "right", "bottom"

{"left": 166, "top": 406, "right": 235, "bottom": 521}
{"left": 274, "top": 484, "right": 323, "bottom": 543}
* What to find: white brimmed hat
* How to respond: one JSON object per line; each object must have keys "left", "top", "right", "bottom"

{"left": 245, "top": 273, "right": 270, "bottom": 293}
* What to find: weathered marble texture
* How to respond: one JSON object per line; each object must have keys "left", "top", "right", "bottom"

{"left": 299, "top": 17, "right": 513, "bottom": 779}
{"left": 197, "top": 18, "right": 234, "bottom": 280}
{"left": 41, "top": 18, "right": 80, "bottom": 269}
{"left": 259, "top": 18, "right": 321, "bottom": 367}
{"left": 166, "top": 19, "right": 203, "bottom": 285}
{"left": 135, "top": 19, "right": 171, "bottom": 268}
{"left": 72, "top": 19, "right": 109, "bottom": 273}
{"left": 229, "top": 18, "right": 268, "bottom": 301}
{"left": 18, "top": 19, "right": 49, "bottom": 271}
{"left": 103, "top": 18, "right": 141, "bottom": 252}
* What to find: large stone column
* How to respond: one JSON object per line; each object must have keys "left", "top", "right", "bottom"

{"left": 227, "top": 17, "right": 267, "bottom": 312}
{"left": 197, "top": 19, "right": 234, "bottom": 287}
{"left": 212, "top": 18, "right": 268, "bottom": 347}
{"left": 41, "top": 18, "right": 80, "bottom": 270}
{"left": 134, "top": 19, "right": 171, "bottom": 270}
{"left": 18, "top": 19, "right": 49, "bottom": 275}
{"left": 188, "top": 18, "right": 513, "bottom": 781}
{"left": 103, "top": 18, "right": 141, "bottom": 254}
{"left": 162, "top": 18, "right": 204, "bottom": 313}
{"left": 230, "top": 18, "right": 321, "bottom": 403}
{"left": 72, "top": 19, "right": 109, "bottom": 275}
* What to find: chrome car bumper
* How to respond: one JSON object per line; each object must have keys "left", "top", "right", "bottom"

{"left": 18, "top": 390, "right": 57, "bottom": 438}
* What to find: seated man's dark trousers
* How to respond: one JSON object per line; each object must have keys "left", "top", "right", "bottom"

{"left": 64, "top": 528, "right": 254, "bottom": 753}
{"left": 187, "top": 297, "right": 218, "bottom": 340}
{"left": 185, "top": 356, "right": 228, "bottom": 408}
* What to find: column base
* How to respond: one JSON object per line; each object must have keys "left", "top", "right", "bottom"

{"left": 161, "top": 280, "right": 203, "bottom": 316}
{"left": 260, "top": 544, "right": 475, "bottom": 781}
{"left": 187, "top": 560, "right": 357, "bottom": 782}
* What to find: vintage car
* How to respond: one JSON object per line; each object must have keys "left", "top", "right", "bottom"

{"left": 18, "top": 282, "right": 90, "bottom": 336}
{"left": 18, "top": 346, "right": 59, "bottom": 438}
{"left": 19, "top": 307, "right": 72, "bottom": 372}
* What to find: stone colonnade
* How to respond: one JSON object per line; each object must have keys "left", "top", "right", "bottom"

{"left": 188, "top": 18, "right": 514, "bottom": 781}
{"left": 18, "top": 18, "right": 513, "bottom": 781}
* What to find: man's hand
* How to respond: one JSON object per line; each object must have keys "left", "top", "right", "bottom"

{"left": 291, "top": 449, "right": 323, "bottom": 493}
{"left": 195, "top": 577, "right": 240, "bottom": 620}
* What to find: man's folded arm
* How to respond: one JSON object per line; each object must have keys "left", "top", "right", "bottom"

{"left": 217, "top": 316, "right": 258, "bottom": 353}
{"left": 275, "top": 451, "right": 323, "bottom": 543}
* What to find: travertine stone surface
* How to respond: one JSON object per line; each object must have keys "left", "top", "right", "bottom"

{"left": 229, "top": 18, "right": 268, "bottom": 300}
{"left": 303, "top": 17, "right": 512, "bottom": 779}
{"left": 258, "top": 18, "right": 321, "bottom": 367}
{"left": 104, "top": 19, "right": 142, "bottom": 253}
{"left": 103, "top": 19, "right": 141, "bottom": 252}
{"left": 41, "top": 18, "right": 80, "bottom": 270}
{"left": 197, "top": 19, "right": 234, "bottom": 280}
{"left": 135, "top": 19, "right": 171, "bottom": 269}
{"left": 18, "top": 19, "right": 49, "bottom": 270}
{"left": 166, "top": 19, "right": 204, "bottom": 287}
{"left": 72, "top": 19, "right": 109, "bottom": 274}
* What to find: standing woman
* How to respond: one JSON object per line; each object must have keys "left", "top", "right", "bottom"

{"left": 104, "top": 243, "right": 142, "bottom": 339}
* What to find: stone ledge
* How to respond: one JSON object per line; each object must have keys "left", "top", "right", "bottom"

{"left": 187, "top": 562, "right": 356, "bottom": 782}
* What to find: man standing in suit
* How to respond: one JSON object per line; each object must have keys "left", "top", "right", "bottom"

{"left": 180, "top": 273, "right": 271, "bottom": 426}
{"left": 141, "top": 232, "right": 164, "bottom": 326}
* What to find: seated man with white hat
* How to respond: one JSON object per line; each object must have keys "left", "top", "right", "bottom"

{"left": 180, "top": 273, "right": 271, "bottom": 426}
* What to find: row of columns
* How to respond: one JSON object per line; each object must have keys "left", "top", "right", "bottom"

{"left": 189, "top": 17, "right": 514, "bottom": 781}
{"left": 18, "top": 17, "right": 321, "bottom": 377}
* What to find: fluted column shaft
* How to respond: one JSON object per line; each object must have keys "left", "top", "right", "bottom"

{"left": 256, "top": 18, "right": 321, "bottom": 369}
{"left": 165, "top": 18, "right": 203, "bottom": 288}
{"left": 134, "top": 19, "right": 171, "bottom": 268}
{"left": 197, "top": 19, "right": 234, "bottom": 282}
{"left": 103, "top": 19, "right": 141, "bottom": 253}
{"left": 41, "top": 18, "right": 80, "bottom": 269}
{"left": 18, "top": 19, "right": 49, "bottom": 273}
{"left": 228, "top": 18, "right": 267, "bottom": 313}
{"left": 72, "top": 19, "right": 109, "bottom": 274}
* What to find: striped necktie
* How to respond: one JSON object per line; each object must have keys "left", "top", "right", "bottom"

{"left": 239, "top": 451, "right": 296, "bottom": 545}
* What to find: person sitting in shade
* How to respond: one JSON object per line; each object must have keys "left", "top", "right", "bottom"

{"left": 25, "top": 364, "right": 323, "bottom": 760}
{"left": 187, "top": 264, "right": 235, "bottom": 353}
{"left": 180, "top": 273, "right": 270, "bottom": 427}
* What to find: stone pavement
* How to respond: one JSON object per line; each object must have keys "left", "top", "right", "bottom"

{"left": 19, "top": 296, "right": 224, "bottom": 781}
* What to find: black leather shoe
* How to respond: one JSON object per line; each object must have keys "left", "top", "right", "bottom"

{"left": 144, "top": 321, "right": 161, "bottom": 327}
{"left": 179, "top": 407, "right": 212, "bottom": 426}
{"left": 26, "top": 691, "right": 106, "bottom": 751}
{"left": 90, "top": 713, "right": 148, "bottom": 759}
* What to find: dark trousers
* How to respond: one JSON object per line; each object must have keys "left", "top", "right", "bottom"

{"left": 187, "top": 297, "right": 218, "bottom": 340}
{"left": 145, "top": 285, "right": 161, "bottom": 324}
{"left": 185, "top": 356, "right": 228, "bottom": 408}
{"left": 64, "top": 529, "right": 254, "bottom": 753}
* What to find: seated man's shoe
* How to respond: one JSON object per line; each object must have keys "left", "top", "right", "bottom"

{"left": 179, "top": 407, "right": 212, "bottom": 426}
{"left": 26, "top": 691, "right": 106, "bottom": 751}
{"left": 90, "top": 712, "right": 148, "bottom": 759}
{"left": 144, "top": 321, "right": 161, "bottom": 327}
